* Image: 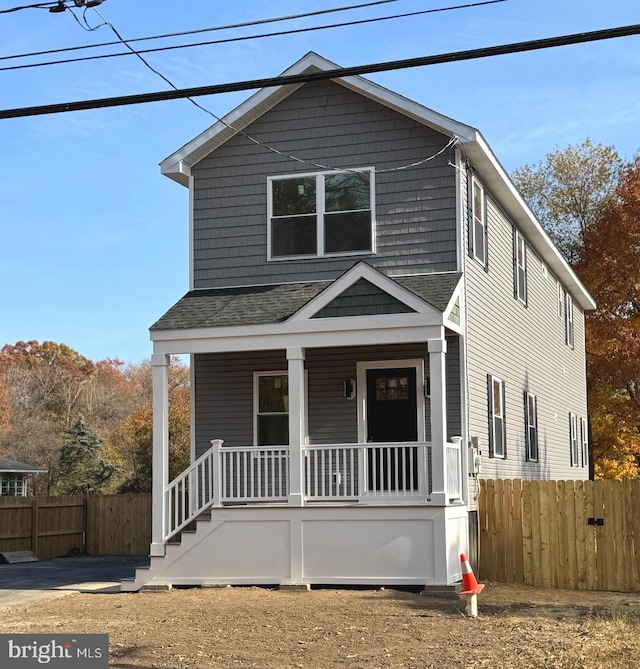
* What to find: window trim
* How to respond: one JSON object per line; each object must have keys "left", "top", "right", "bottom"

{"left": 569, "top": 413, "right": 579, "bottom": 467}
{"left": 267, "top": 167, "right": 376, "bottom": 261}
{"left": 580, "top": 417, "right": 589, "bottom": 469}
{"left": 565, "top": 292, "right": 574, "bottom": 348}
{"left": 470, "top": 175, "right": 488, "bottom": 268}
{"left": 514, "top": 229, "right": 527, "bottom": 305}
{"left": 488, "top": 374, "right": 506, "bottom": 459}
{"left": 253, "top": 371, "right": 289, "bottom": 448}
{"left": 524, "top": 392, "right": 538, "bottom": 462}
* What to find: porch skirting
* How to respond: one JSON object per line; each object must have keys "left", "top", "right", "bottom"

{"left": 123, "top": 504, "right": 469, "bottom": 591}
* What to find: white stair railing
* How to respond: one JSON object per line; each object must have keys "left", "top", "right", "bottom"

{"left": 163, "top": 439, "right": 223, "bottom": 540}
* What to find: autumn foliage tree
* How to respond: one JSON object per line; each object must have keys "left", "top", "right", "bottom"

{"left": 575, "top": 157, "right": 640, "bottom": 478}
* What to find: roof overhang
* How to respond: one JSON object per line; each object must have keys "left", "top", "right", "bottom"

{"left": 160, "top": 51, "right": 594, "bottom": 311}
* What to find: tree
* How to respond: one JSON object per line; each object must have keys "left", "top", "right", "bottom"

{"left": 109, "top": 359, "right": 190, "bottom": 493}
{"left": 56, "top": 417, "right": 121, "bottom": 494}
{"left": 512, "top": 139, "right": 623, "bottom": 264}
{"left": 576, "top": 157, "right": 640, "bottom": 478}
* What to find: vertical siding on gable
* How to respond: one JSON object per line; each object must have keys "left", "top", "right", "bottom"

{"left": 462, "top": 167, "right": 588, "bottom": 481}
{"left": 191, "top": 79, "right": 457, "bottom": 288}
{"left": 194, "top": 340, "right": 462, "bottom": 458}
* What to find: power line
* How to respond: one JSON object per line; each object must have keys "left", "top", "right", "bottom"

{"left": 0, "top": 1, "right": 54, "bottom": 13}
{"left": 0, "top": 0, "right": 403, "bottom": 60}
{"left": 2, "top": 23, "right": 639, "bottom": 120}
{"left": 0, "top": 0, "right": 511, "bottom": 72}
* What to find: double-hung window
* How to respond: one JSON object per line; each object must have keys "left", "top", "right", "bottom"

{"left": 565, "top": 292, "right": 574, "bottom": 348}
{"left": 580, "top": 417, "right": 589, "bottom": 468}
{"left": 569, "top": 413, "right": 579, "bottom": 466}
{"left": 254, "top": 373, "right": 289, "bottom": 447}
{"left": 470, "top": 177, "right": 487, "bottom": 267}
{"left": 488, "top": 375, "right": 506, "bottom": 458}
{"left": 514, "top": 230, "right": 527, "bottom": 304}
{"left": 268, "top": 168, "right": 374, "bottom": 259}
{"left": 524, "top": 392, "right": 538, "bottom": 462}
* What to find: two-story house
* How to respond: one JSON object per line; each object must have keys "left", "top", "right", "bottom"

{"left": 122, "top": 53, "right": 594, "bottom": 592}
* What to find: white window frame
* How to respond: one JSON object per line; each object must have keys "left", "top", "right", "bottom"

{"left": 488, "top": 375, "right": 506, "bottom": 459}
{"left": 514, "top": 229, "right": 527, "bottom": 304}
{"left": 569, "top": 413, "right": 579, "bottom": 467}
{"left": 253, "top": 371, "right": 289, "bottom": 448}
{"left": 565, "top": 292, "right": 574, "bottom": 348}
{"left": 580, "top": 417, "right": 589, "bottom": 469}
{"left": 1, "top": 473, "right": 25, "bottom": 497}
{"left": 557, "top": 280, "right": 564, "bottom": 319}
{"left": 471, "top": 176, "right": 487, "bottom": 267}
{"left": 525, "top": 392, "right": 538, "bottom": 462}
{"left": 267, "top": 167, "right": 376, "bottom": 260}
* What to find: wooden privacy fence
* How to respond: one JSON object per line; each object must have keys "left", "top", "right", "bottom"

{"left": 0, "top": 494, "right": 151, "bottom": 560}
{"left": 479, "top": 479, "right": 640, "bottom": 592}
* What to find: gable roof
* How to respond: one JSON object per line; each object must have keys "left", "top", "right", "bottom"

{"left": 0, "top": 458, "right": 47, "bottom": 474}
{"left": 151, "top": 264, "right": 461, "bottom": 332}
{"left": 160, "top": 51, "right": 594, "bottom": 311}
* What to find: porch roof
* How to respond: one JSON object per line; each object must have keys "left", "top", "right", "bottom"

{"left": 151, "top": 272, "right": 461, "bottom": 331}
{"left": 0, "top": 458, "right": 47, "bottom": 474}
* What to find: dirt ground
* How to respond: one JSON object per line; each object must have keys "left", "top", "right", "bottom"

{"left": 1, "top": 583, "right": 640, "bottom": 669}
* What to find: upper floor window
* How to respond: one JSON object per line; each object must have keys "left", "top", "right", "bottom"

{"left": 557, "top": 280, "right": 564, "bottom": 319}
{"left": 514, "top": 229, "right": 527, "bottom": 304}
{"left": 470, "top": 177, "right": 487, "bottom": 267}
{"left": 488, "top": 375, "right": 506, "bottom": 458}
{"left": 268, "top": 169, "right": 374, "bottom": 259}
{"left": 565, "top": 292, "right": 574, "bottom": 348}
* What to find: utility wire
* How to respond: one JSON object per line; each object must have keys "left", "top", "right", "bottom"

{"left": 89, "top": 6, "right": 458, "bottom": 173}
{"left": 2, "top": 23, "right": 639, "bottom": 120}
{"left": 0, "top": 0, "right": 511, "bottom": 72}
{"left": 0, "top": 1, "right": 54, "bottom": 13}
{"left": 0, "top": 0, "right": 403, "bottom": 60}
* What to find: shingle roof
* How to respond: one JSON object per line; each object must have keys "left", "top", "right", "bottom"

{"left": 0, "top": 458, "right": 47, "bottom": 473}
{"left": 395, "top": 273, "right": 461, "bottom": 312}
{"left": 151, "top": 282, "right": 329, "bottom": 331}
{"left": 151, "top": 273, "right": 461, "bottom": 332}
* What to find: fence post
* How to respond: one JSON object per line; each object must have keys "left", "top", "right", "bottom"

{"left": 31, "top": 497, "right": 39, "bottom": 557}
{"left": 210, "top": 439, "right": 224, "bottom": 507}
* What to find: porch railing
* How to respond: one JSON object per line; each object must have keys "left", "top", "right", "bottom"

{"left": 163, "top": 438, "right": 463, "bottom": 540}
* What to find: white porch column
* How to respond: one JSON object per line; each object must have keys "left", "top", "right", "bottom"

{"left": 150, "top": 352, "right": 170, "bottom": 556}
{"left": 428, "top": 337, "right": 448, "bottom": 506}
{"left": 287, "top": 346, "right": 306, "bottom": 507}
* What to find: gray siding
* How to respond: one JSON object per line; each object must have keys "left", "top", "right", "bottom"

{"left": 194, "top": 341, "right": 462, "bottom": 458}
{"left": 192, "top": 79, "right": 457, "bottom": 288}
{"left": 312, "top": 279, "right": 416, "bottom": 318}
{"left": 462, "top": 168, "right": 589, "bottom": 481}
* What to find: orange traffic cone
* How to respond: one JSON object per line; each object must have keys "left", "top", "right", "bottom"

{"left": 458, "top": 553, "right": 484, "bottom": 596}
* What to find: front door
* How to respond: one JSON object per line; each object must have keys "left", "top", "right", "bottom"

{"left": 365, "top": 367, "right": 419, "bottom": 492}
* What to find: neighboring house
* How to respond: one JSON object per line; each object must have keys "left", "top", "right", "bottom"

{"left": 123, "top": 53, "right": 594, "bottom": 592}
{"left": 0, "top": 458, "right": 47, "bottom": 496}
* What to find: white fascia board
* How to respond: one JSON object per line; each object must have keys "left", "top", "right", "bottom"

{"left": 462, "top": 133, "right": 595, "bottom": 312}
{"left": 290, "top": 261, "right": 442, "bottom": 321}
{"left": 0, "top": 468, "right": 48, "bottom": 474}
{"left": 153, "top": 322, "right": 443, "bottom": 356}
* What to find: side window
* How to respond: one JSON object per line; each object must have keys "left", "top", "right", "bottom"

{"left": 488, "top": 375, "right": 506, "bottom": 458}
{"left": 524, "top": 392, "right": 538, "bottom": 462}
{"left": 569, "top": 413, "right": 579, "bottom": 466}
{"left": 565, "top": 292, "right": 574, "bottom": 348}
{"left": 254, "top": 373, "right": 289, "bottom": 447}
{"left": 471, "top": 177, "right": 487, "bottom": 267}
{"left": 580, "top": 417, "right": 589, "bottom": 469}
{"left": 557, "top": 280, "right": 564, "bottom": 319}
{"left": 514, "top": 229, "right": 527, "bottom": 304}
{"left": 268, "top": 169, "right": 374, "bottom": 259}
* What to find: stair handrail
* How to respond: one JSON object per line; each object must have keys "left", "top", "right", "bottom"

{"left": 163, "top": 439, "right": 223, "bottom": 540}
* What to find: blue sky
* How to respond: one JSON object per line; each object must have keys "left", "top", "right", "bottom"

{"left": 1, "top": 0, "right": 638, "bottom": 363}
